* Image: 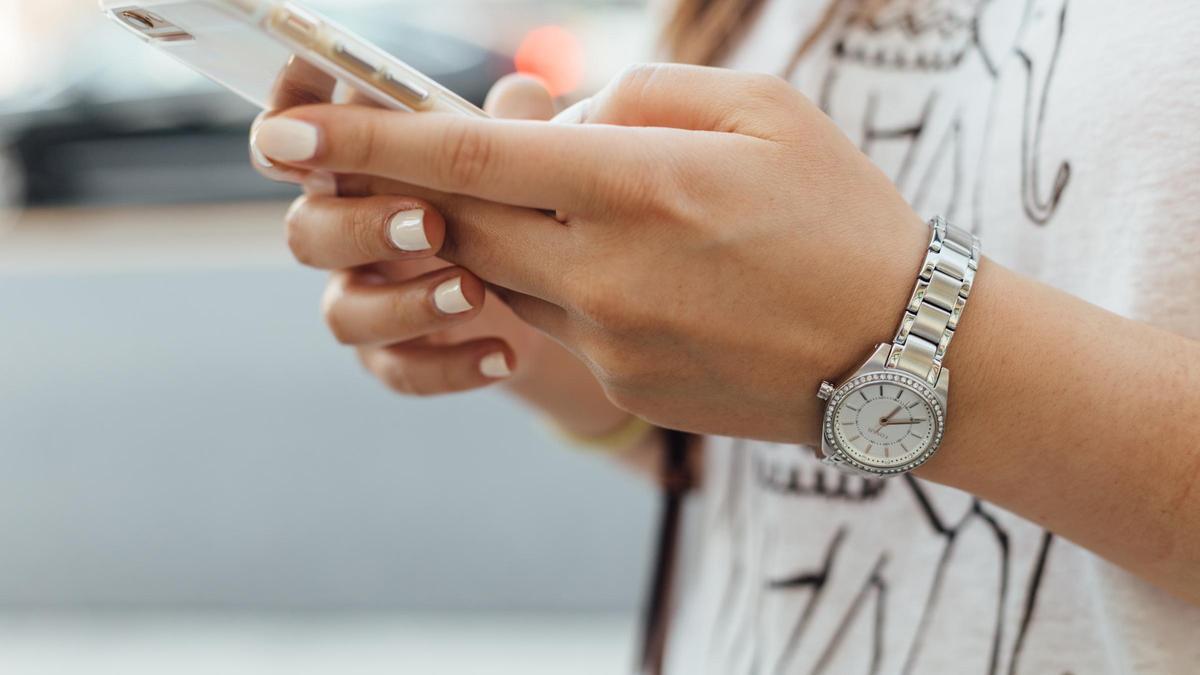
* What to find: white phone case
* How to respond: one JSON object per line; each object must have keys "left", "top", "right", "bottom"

{"left": 99, "top": 0, "right": 486, "bottom": 116}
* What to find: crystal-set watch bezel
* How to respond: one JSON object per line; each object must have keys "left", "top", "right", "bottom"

{"left": 822, "top": 364, "right": 946, "bottom": 475}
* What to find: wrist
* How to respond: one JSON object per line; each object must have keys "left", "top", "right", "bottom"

{"left": 910, "top": 258, "right": 1017, "bottom": 485}
{"left": 798, "top": 210, "right": 932, "bottom": 446}
{"left": 812, "top": 216, "right": 986, "bottom": 477}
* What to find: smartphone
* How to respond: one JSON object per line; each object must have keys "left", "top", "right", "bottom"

{"left": 100, "top": 0, "right": 487, "bottom": 117}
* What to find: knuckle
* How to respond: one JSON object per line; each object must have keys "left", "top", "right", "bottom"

{"left": 389, "top": 286, "right": 420, "bottom": 325}
{"left": 288, "top": 236, "right": 319, "bottom": 267}
{"left": 435, "top": 356, "right": 461, "bottom": 394}
{"left": 285, "top": 198, "right": 318, "bottom": 266}
{"left": 354, "top": 117, "right": 382, "bottom": 171}
{"left": 395, "top": 359, "right": 446, "bottom": 398}
{"left": 598, "top": 63, "right": 664, "bottom": 125}
{"left": 439, "top": 120, "right": 494, "bottom": 192}
{"left": 383, "top": 362, "right": 418, "bottom": 395}
{"left": 612, "top": 63, "right": 662, "bottom": 104}
{"left": 745, "top": 71, "right": 786, "bottom": 92}
{"left": 347, "top": 205, "right": 383, "bottom": 260}
{"left": 403, "top": 377, "right": 435, "bottom": 397}
{"left": 322, "top": 304, "right": 355, "bottom": 346}
{"left": 743, "top": 72, "right": 792, "bottom": 104}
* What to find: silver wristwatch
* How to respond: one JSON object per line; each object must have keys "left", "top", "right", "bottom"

{"left": 816, "top": 217, "right": 980, "bottom": 477}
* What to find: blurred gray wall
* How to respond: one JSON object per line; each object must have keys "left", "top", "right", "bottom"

{"left": 0, "top": 264, "right": 655, "bottom": 611}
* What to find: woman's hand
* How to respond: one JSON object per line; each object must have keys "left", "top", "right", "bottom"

{"left": 252, "top": 71, "right": 650, "bottom": 448}
{"left": 250, "top": 63, "right": 934, "bottom": 443}
{"left": 257, "top": 74, "right": 557, "bottom": 395}
{"left": 250, "top": 64, "right": 1200, "bottom": 602}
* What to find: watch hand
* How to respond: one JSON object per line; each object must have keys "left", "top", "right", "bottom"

{"left": 870, "top": 405, "right": 904, "bottom": 433}
{"left": 881, "top": 418, "right": 928, "bottom": 426}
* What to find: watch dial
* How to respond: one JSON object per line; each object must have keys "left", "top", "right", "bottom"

{"left": 830, "top": 378, "right": 938, "bottom": 468}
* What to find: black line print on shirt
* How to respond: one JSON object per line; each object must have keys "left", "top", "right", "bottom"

{"left": 897, "top": 478, "right": 1011, "bottom": 675}
{"left": 740, "top": 458, "right": 1059, "bottom": 675}
{"left": 767, "top": 528, "right": 848, "bottom": 674}
{"left": 1008, "top": 530, "right": 1055, "bottom": 675}
{"left": 810, "top": 552, "right": 889, "bottom": 675}
{"left": 790, "top": 0, "right": 1072, "bottom": 232}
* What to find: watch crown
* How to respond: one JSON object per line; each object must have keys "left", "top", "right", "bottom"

{"left": 817, "top": 381, "right": 834, "bottom": 401}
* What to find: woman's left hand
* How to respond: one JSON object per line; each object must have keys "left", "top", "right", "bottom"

{"left": 252, "top": 64, "right": 938, "bottom": 443}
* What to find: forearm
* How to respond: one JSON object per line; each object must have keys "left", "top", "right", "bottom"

{"left": 915, "top": 260, "right": 1200, "bottom": 603}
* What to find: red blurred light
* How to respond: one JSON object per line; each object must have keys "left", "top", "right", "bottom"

{"left": 514, "top": 25, "right": 585, "bottom": 97}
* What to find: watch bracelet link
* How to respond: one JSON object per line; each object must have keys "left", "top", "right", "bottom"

{"left": 887, "top": 217, "right": 981, "bottom": 384}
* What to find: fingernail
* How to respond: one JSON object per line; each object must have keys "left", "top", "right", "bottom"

{"left": 250, "top": 141, "right": 274, "bottom": 169}
{"left": 480, "top": 352, "right": 511, "bottom": 379}
{"left": 388, "top": 209, "right": 430, "bottom": 251}
{"left": 253, "top": 118, "right": 320, "bottom": 162}
{"left": 303, "top": 171, "right": 339, "bottom": 197}
{"left": 433, "top": 277, "right": 473, "bottom": 314}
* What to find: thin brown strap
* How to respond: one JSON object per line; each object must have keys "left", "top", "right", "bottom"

{"left": 638, "top": 430, "right": 694, "bottom": 675}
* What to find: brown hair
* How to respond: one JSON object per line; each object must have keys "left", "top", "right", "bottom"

{"left": 661, "top": 0, "right": 849, "bottom": 73}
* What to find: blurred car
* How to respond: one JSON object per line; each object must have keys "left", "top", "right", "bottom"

{"left": 0, "top": 7, "right": 512, "bottom": 208}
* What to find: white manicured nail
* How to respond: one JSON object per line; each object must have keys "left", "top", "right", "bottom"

{"left": 480, "top": 352, "right": 511, "bottom": 379}
{"left": 433, "top": 277, "right": 473, "bottom": 314}
{"left": 253, "top": 118, "right": 320, "bottom": 162}
{"left": 388, "top": 209, "right": 430, "bottom": 251}
{"left": 250, "top": 141, "right": 274, "bottom": 168}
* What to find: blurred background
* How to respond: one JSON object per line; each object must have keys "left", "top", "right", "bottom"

{"left": 0, "top": 1, "right": 657, "bottom": 672}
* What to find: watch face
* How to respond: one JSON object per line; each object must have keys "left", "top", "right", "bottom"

{"left": 823, "top": 371, "right": 944, "bottom": 473}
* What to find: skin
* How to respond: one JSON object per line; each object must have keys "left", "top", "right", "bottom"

{"left": 252, "top": 66, "right": 661, "bottom": 476}
{"left": 252, "top": 63, "right": 1200, "bottom": 605}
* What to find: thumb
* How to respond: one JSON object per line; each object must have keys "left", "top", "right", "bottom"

{"left": 483, "top": 74, "right": 556, "bottom": 121}
{"left": 583, "top": 63, "right": 799, "bottom": 136}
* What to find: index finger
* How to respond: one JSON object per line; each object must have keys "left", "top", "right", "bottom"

{"left": 268, "top": 55, "right": 337, "bottom": 110}
{"left": 250, "top": 57, "right": 338, "bottom": 182}
{"left": 251, "top": 104, "right": 665, "bottom": 214}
